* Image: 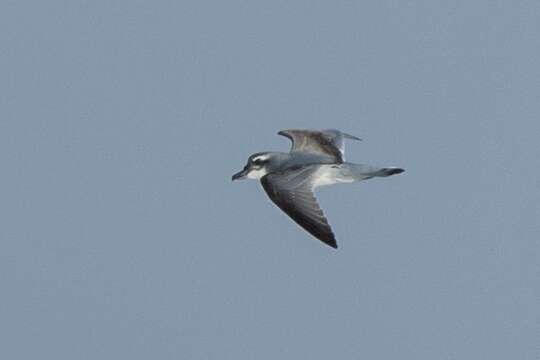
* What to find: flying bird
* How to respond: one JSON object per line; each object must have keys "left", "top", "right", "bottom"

{"left": 232, "top": 129, "right": 404, "bottom": 248}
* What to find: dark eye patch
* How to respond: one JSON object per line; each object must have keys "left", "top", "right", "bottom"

{"left": 252, "top": 159, "right": 263, "bottom": 165}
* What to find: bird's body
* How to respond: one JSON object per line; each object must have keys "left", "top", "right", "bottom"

{"left": 232, "top": 129, "right": 404, "bottom": 248}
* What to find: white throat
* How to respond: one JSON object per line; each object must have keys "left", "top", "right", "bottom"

{"left": 247, "top": 167, "right": 268, "bottom": 180}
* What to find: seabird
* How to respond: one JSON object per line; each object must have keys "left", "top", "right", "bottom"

{"left": 232, "top": 129, "right": 404, "bottom": 248}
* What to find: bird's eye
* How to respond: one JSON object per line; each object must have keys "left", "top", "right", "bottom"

{"left": 253, "top": 159, "right": 262, "bottom": 166}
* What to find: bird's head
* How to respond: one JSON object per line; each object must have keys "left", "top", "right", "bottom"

{"left": 232, "top": 152, "right": 276, "bottom": 181}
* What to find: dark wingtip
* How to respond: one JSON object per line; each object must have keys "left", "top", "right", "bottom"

{"left": 312, "top": 232, "right": 338, "bottom": 249}
{"left": 322, "top": 237, "right": 338, "bottom": 249}
{"left": 277, "top": 130, "right": 291, "bottom": 138}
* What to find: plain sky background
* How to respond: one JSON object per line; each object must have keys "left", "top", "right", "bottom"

{"left": 1, "top": 1, "right": 539, "bottom": 359}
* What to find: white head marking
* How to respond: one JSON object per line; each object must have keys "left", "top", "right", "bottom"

{"left": 252, "top": 154, "right": 270, "bottom": 162}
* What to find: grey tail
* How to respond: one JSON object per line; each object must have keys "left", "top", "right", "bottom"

{"left": 377, "top": 167, "right": 405, "bottom": 177}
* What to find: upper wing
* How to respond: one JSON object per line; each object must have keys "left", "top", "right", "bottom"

{"left": 260, "top": 166, "right": 337, "bottom": 248}
{"left": 278, "top": 129, "right": 360, "bottom": 163}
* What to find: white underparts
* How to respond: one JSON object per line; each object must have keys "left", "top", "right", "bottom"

{"left": 312, "top": 164, "right": 373, "bottom": 188}
{"left": 313, "top": 166, "right": 353, "bottom": 187}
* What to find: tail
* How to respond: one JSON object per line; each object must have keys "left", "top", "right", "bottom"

{"left": 374, "top": 167, "right": 405, "bottom": 177}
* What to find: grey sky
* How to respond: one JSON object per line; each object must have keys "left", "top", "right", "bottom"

{"left": 1, "top": 1, "right": 539, "bottom": 359}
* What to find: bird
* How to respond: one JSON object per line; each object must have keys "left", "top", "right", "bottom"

{"left": 232, "top": 129, "right": 404, "bottom": 249}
